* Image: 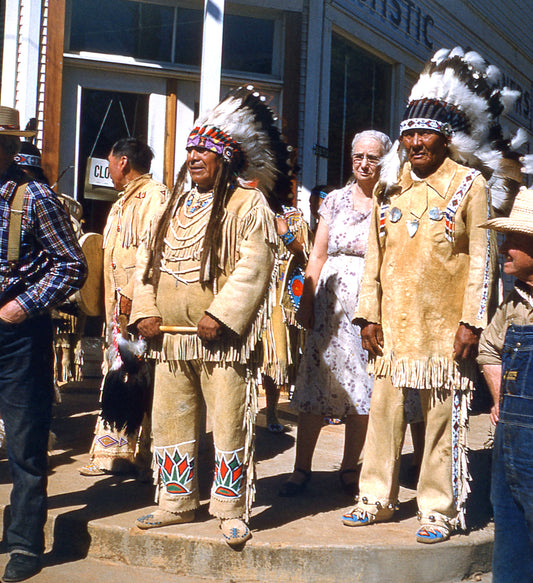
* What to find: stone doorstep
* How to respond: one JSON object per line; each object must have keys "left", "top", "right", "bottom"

{"left": 0, "top": 458, "right": 493, "bottom": 582}
{"left": 34, "top": 506, "right": 492, "bottom": 583}
{"left": 0, "top": 386, "right": 494, "bottom": 583}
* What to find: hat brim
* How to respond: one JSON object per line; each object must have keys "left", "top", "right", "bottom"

{"left": 0, "top": 129, "right": 37, "bottom": 137}
{"left": 479, "top": 217, "right": 533, "bottom": 236}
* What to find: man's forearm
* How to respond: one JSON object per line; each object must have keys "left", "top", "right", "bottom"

{"left": 482, "top": 363, "right": 502, "bottom": 407}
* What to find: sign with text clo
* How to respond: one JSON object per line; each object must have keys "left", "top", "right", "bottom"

{"left": 84, "top": 157, "right": 118, "bottom": 201}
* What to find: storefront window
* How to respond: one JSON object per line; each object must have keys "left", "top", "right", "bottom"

{"left": 222, "top": 14, "right": 275, "bottom": 74}
{"left": 174, "top": 8, "right": 203, "bottom": 67}
{"left": 69, "top": 1, "right": 275, "bottom": 75}
{"left": 69, "top": 0, "right": 174, "bottom": 62}
{"left": 328, "top": 33, "right": 391, "bottom": 187}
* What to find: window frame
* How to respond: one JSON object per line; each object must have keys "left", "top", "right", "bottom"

{"left": 64, "top": 0, "right": 284, "bottom": 80}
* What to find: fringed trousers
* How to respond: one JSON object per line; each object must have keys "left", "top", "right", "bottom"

{"left": 152, "top": 359, "right": 250, "bottom": 519}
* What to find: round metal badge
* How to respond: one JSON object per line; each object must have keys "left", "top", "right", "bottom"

{"left": 429, "top": 207, "right": 444, "bottom": 221}
{"left": 389, "top": 207, "right": 402, "bottom": 222}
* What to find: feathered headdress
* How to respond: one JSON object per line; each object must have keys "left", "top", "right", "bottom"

{"left": 187, "top": 85, "right": 294, "bottom": 208}
{"left": 380, "top": 47, "right": 526, "bottom": 214}
{"left": 147, "top": 85, "right": 293, "bottom": 285}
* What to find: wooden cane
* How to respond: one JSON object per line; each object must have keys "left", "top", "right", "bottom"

{"left": 159, "top": 325, "right": 197, "bottom": 333}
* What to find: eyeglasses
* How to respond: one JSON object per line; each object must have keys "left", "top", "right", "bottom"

{"left": 352, "top": 153, "right": 380, "bottom": 166}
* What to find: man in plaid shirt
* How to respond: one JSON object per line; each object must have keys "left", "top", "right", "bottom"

{"left": 0, "top": 106, "right": 86, "bottom": 582}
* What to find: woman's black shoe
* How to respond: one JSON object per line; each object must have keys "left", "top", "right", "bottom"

{"left": 278, "top": 468, "right": 312, "bottom": 497}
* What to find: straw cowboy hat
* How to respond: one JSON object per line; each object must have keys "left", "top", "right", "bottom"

{"left": 0, "top": 106, "right": 37, "bottom": 137}
{"left": 480, "top": 187, "right": 533, "bottom": 236}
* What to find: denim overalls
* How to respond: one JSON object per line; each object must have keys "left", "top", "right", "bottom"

{"left": 491, "top": 324, "right": 533, "bottom": 583}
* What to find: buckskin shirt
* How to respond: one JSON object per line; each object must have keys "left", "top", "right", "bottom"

{"left": 102, "top": 173, "right": 169, "bottom": 321}
{"left": 356, "top": 156, "right": 496, "bottom": 392}
{"left": 130, "top": 184, "right": 276, "bottom": 519}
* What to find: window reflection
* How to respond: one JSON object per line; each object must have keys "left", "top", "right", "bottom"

{"left": 174, "top": 8, "right": 203, "bottom": 67}
{"left": 69, "top": 1, "right": 275, "bottom": 76}
{"left": 69, "top": 0, "right": 173, "bottom": 61}
{"left": 223, "top": 14, "right": 274, "bottom": 74}
{"left": 328, "top": 33, "right": 391, "bottom": 186}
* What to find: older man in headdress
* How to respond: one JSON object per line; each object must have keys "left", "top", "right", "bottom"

{"left": 130, "top": 87, "right": 292, "bottom": 547}
{"left": 341, "top": 47, "right": 524, "bottom": 543}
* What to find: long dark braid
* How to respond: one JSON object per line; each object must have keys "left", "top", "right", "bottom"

{"left": 199, "top": 161, "right": 236, "bottom": 284}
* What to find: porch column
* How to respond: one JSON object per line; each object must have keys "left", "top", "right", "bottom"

{"left": 199, "top": 0, "right": 225, "bottom": 115}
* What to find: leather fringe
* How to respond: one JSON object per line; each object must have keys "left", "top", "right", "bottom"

{"left": 369, "top": 355, "right": 476, "bottom": 392}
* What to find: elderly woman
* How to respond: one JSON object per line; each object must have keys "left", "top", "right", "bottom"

{"left": 279, "top": 130, "right": 392, "bottom": 497}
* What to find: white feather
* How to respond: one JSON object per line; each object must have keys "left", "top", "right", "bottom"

{"left": 463, "top": 51, "right": 486, "bottom": 71}
{"left": 448, "top": 133, "right": 479, "bottom": 166}
{"left": 511, "top": 128, "right": 528, "bottom": 150}
{"left": 485, "top": 65, "right": 501, "bottom": 85}
{"left": 378, "top": 140, "right": 403, "bottom": 190}
{"left": 500, "top": 88, "right": 521, "bottom": 114}
{"left": 521, "top": 155, "right": 533, "bottom": 175}
{"left": 449, "top": 46, "right": 465, "bottom": 59}
{"left": 489, "top": 175, "right": 515, "bottom": 214}
{"left": 431, "top": 48, "right": 450, "bottom": 65}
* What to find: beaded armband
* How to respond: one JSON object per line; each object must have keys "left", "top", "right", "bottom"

{"left": 279, "top": 230, "right": 296, "bottom": 246}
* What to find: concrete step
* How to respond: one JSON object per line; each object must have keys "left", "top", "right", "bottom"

{"left": 0, "top": 554, "right": 493, "bottom": 583}
{"left": 0, "top": 384, "right": 495, "bottom": 583}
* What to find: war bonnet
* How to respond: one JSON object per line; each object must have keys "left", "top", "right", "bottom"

{"left": 186, "top": 85, "right": 294, "bottom": 208}
{"left": 149, "top": 85, "right": 294, "bottom": 286}
{"left": 380, "top": 47, "right": 527, "bottom": 214}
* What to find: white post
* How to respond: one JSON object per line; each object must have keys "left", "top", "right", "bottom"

{"left": 1, "top": 0, "right": 42, "bottom": 129}
{"left": 300, "top": 0, "right": 327, "bottom": 221}
{"left": 1, "top": 0, "right": 19, "bottom": 107}
{"left": 199, "top": 0, "right": 225, "bottom": 116}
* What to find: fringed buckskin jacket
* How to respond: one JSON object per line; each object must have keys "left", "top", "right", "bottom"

{"left": 261, "top": 205, "right": 311, "bottom": 385}
{"left": 103, "top": 173, "right": 169, "bottom": 322}
{"left": 355, "top": 156, "right": 497, "bottom": 391}
{"left": 130, "top": 185, "right": 277, "bottom": 365}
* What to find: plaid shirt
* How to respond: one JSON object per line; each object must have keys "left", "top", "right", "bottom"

{"left": 0, "top": 164, "right": 87, "bottom": 316}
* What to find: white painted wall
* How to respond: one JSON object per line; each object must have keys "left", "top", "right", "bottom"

{"left": 1, "top": 0, "right": 42, "bottom": 129}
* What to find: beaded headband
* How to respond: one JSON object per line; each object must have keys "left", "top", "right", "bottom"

{"left": 186, "top": 125, "right": 241, "bottom": 163}
{"left": 14, "top": 153, "right": 41, "bottom": 168}
{"left": 399, "top": 118, "right": 453, "bottom": 138}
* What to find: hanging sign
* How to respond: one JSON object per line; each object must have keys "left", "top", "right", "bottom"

{"left": 84, "top": 157, "right": 117, "bottom": 201}
{"left": 88, "top": 157, "right": 114, "bottom": 188}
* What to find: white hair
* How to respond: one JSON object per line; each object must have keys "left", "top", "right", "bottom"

{"left": 351, "top": 130, "right": 392, "bottom": 156}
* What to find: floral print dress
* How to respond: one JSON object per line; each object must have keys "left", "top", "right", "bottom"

{"left": 291, "top": 185, "right": 373, "bottom": 417}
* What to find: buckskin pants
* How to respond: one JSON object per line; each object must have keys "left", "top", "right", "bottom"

{"left": 491, "top": 325, "right": 533, "bottom": 583}
{"left": 357, "top": 375, "right": 456, "bottom": 524}
{"left": 152, "top": 359, "right": 248, "bottom": 519}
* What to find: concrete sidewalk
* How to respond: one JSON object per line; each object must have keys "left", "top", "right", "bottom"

{"left": 0, "top": 380, "right": 495, "bottom": 583}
